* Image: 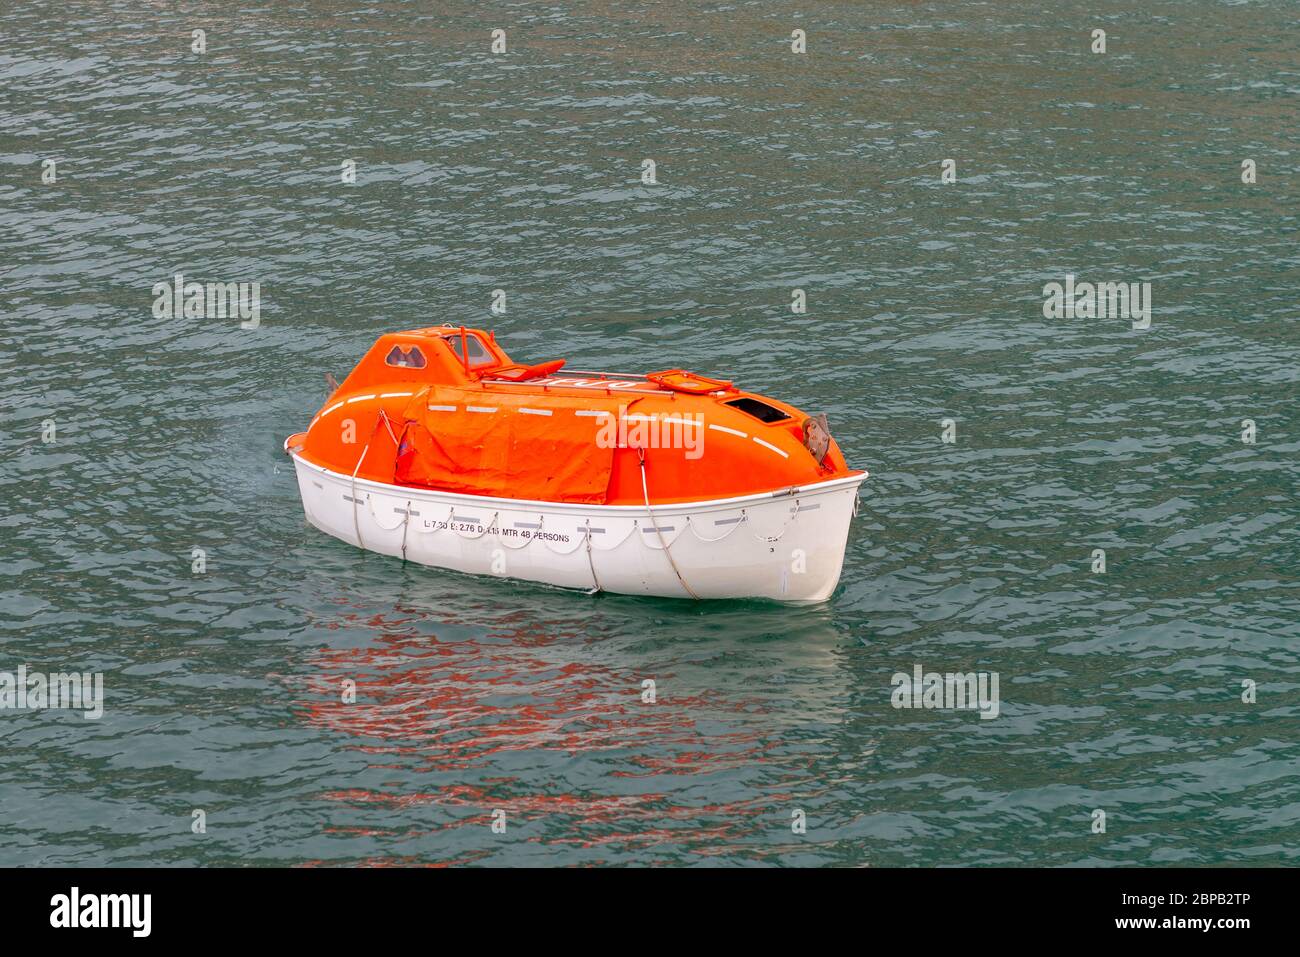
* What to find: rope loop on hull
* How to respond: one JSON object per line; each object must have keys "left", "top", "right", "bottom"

{"left": 637, "top": 447, "right": 699, "bottom": 601}
{"left": 686, "top": 509, "right": 746, "bottom": 543}
{"left": 584, "top": 518, "right": 602, "bottom": 594}
{"left": 497, "top": 513, "right": 538, "bottom": 550}
{"left": 351, "top": 409, "right": 399, "bottom": 550}
{"left": 450, "top": 508, "right": 494, "bottom": 540}
{"left": 750, "top": 500, "right": 803, "bottom": 544}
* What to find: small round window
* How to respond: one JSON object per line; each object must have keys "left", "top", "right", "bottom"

{"left": 385, "top": 345, "right": 426, "bottom": 369}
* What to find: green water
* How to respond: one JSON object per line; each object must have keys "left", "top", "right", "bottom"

{"left": 1, "top": 0, "right": 1297, "bottom": 866}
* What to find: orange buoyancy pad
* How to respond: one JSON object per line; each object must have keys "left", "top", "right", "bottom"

{"left": 394, "top": 387, "right": 623, "bottom": 503}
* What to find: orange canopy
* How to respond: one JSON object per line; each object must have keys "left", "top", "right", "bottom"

{"left": 394, "top": 387, "right": 625, "bottom": 504}
{"left": 290, "top": 326, "right": 861, "bottom": 506}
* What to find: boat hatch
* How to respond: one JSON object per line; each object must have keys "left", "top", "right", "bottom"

{"left": 443, "top": 331, "right": 496, "bottom": 368}
{"left": 803, "top": 413, "right": 832, "bottom": 465}
{"left": 725, "top": 396, "right": 791, "bottom": 423}
{"left": 645, "top": 369, "right": 734, "bottom": 394}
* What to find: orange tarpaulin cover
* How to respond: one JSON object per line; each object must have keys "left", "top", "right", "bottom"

{"left": 394, "top": 388, "right": 624, "bottom": 503}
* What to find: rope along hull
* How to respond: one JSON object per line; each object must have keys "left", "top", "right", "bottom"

{"left": 290, "top": 452, "right": 866, "bottom": 602}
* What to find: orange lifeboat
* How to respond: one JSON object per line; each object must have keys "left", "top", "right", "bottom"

{"left": 285, "top": 326, "right": 867, "bottom": 601}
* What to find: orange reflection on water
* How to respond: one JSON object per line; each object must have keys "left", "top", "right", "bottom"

{"left": 289, "top": 608, "right": 788, "bottom": 854}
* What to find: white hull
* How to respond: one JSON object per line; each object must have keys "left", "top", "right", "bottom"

{"left": 289, "top": 451, "right": 866, "bottom": 602}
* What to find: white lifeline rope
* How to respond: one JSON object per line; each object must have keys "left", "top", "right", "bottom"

{"left": 351, "top": 440, "right": 373, "bottom": 550}
{"left": 400, "top": 498, "right": 412, "bottom": 561}
{"left": 686, "top": 508, "right": 745, "bottom": 543}
{"left": 378, "top": 409, "right": 399, "bottom": 446}
{"left": 636, "top": 448, "right": 700, "bottom": 600}
{"left": 584, "top": 518, "right": 601, "bottom": 594}
{"left": 448, "top": 508, "right": 494, "bottom": 540}
{"left": 351, "top": 410, "right": 396, "bottom": 551}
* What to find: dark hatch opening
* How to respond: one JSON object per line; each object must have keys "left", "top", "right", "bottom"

{"left": 726, "top": 397, "right": 791, "bottom": 423}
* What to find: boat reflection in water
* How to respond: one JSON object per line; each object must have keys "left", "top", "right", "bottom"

{"left": 287, "top": 582, "right": 860, "bottom": 864}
